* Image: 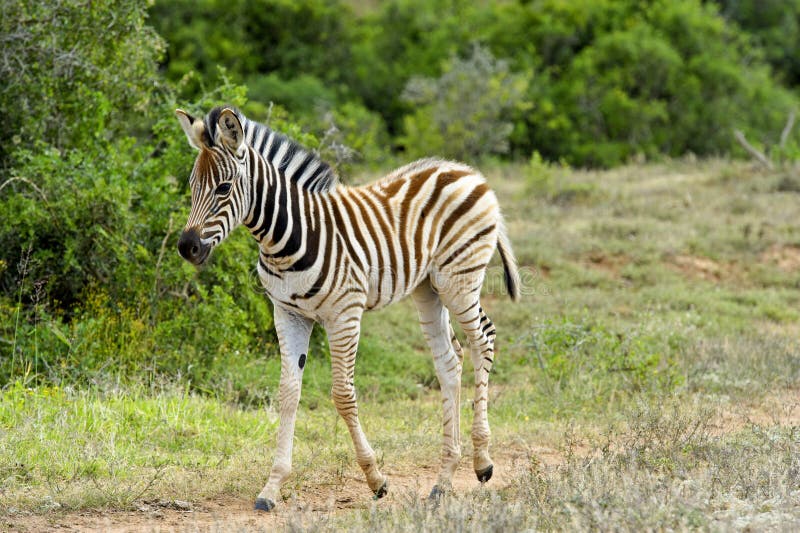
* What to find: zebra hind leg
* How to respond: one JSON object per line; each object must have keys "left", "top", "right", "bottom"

{"left": 412, "top": 280, "right": 464, "bottom": 500}
{"left": 439, "top": 289, "right": 496, "bottom": 484}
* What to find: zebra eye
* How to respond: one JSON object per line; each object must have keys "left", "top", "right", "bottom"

{"left": 215, "top": 182, "right": 232, "bottom": 196}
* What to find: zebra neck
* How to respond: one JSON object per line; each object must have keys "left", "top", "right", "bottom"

{"left": 243, "top": 118, "right": 336, "bottom": 193}
{"left": 244, "top": 149, "right": 321, "bottom": 269}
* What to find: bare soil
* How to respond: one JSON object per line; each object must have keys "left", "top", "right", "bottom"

{"left": 711, "top": 387, "right": 800, "bottom": 435}
{"left": 668, "top": 254, "right": 729, "bottom": 282}
{"left": 666, "top": 245, "right": 800, "bottom": 282}
{"left": 1, "top": 445, "right": 545, "bottom": 533}
{"left": 759, "top": 244, "right": 800, "bottom": 272}
{"left": 583, "top": 252, "right": 631, "bottom": 278}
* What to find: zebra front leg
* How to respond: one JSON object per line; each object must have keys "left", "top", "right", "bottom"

{"left": 326, "top": 311, "right": 388, "bottom": 498}
{"left": 412, "top": 281, "right": 463, "bottom": 499}
{"left": 255, "top": 305, "right": 314, "bottom": 512}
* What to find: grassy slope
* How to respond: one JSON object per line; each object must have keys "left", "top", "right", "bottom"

{"left": 2, "top": 160, "right": 799, "bottom": 530}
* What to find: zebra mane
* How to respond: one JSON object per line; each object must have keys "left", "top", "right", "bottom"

{"left": 203, "top": 106, "right": 338, "bottom": 193}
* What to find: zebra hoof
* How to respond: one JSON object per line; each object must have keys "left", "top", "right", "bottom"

{"left": 254, "top": 497, "right": 275, "bottom": 512}
{"left": 373, "top": 479, "right": 388, "bottom": 499}
{"left": 476, "top": 464, "right": 493, "bottom": 483}
{"left": 428, "top": 484, "right": 446, "bottom": 501}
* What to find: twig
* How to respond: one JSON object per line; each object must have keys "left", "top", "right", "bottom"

{"left": 153, "top": 216, "right": 175, "bottom": 293}
{"left": 129, "top": 463, "right": 169, "bottom": 503}
{"left": 265, "top": 101, "right": 274, "bottom": 126}
{"left": 780, "top": 110, "right": 796, "bottom": 150}
{"left": 0, "top": 176, "right": 49, "bottom": 203}
{"left": 734, "top": 130, "right": 774, "bottom": 170}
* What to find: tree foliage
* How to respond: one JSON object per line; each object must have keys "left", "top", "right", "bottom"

{"left": 483, "top": 0, "right": 796, "bottom": 165}
{"left": 400, "top": 45, "right": 531, "bottom": 161}
{"left": 0, "top": 3, "right": 282, "bottom": 400}
{"left": 1, "top": 0, "right": 798, "bottom": 397}
{"left": 147, "top": 0, "right": 798, "bottom": 167}
{"left": 0, "top": 0, "right": 165, "bottom": 162}
{"left": 714, "top": 0, "right": 800, "bottom": 87}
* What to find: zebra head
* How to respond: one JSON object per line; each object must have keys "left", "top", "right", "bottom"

{"left": 175, "top": 107, "right": 249, "bottom": 266}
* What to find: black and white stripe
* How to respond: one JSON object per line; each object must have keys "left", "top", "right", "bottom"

{"left": 175, "top": 105, "right": 520, "bottom": 511}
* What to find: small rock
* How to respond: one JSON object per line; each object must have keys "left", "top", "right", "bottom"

{"left": 40, "top": 496, "right": 62, "bottom": 512}
{"left": 173, "top": 500, "right": 193, "bottom": 511}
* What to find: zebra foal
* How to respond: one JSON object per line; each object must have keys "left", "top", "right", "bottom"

{"left": 174, "top": 106, "right": 520, "bottom": 511}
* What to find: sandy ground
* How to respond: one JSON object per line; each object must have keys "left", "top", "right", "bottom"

{"left": 3, "top": 444, "right": 554, "bottom": 532}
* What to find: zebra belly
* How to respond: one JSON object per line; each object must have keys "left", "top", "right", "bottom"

{"left": 258, "top": 258, "right": 375, "bottom": 322}
{"left": 363, "top": 249, "right": 434, "bottom": 311}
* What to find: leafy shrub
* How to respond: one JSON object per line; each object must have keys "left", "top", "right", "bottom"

{"left": 347, "top": 0, "right": 483, "bottom": 134}
{"left": 0, "top": 0, "right": 165, "bottom": 163}
{"left": 493, "top": 0, "right": 798, "bottom": 166}
{"left": 150, "top": 0, "right": 354, "bottom": 89}
{"left": 0, "top": 14, "right": 285, "bottom": 400}
{"left": 400, "top": 45, "right": 530, "bottom": 161}
{"left": 521, "top": 318, "right": 684, "bottom": 393}
{"left": 324, "top": 102, "right": 392, "bottom": 169}
{"left": 245, "top": 73, "right": 336, "bottom": 116}
{"left": 715, "top": 0, "right": 800, "bottom": 86}
{"left": 148, "top": 0, "right": 800, "bottom": 167}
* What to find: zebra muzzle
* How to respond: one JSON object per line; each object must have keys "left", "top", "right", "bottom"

{"left": 178, "top": 227, "right": 210, "bottom": 265}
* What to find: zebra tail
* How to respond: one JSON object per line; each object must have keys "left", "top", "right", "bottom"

{"left": 496, "top": 218, "right": 521, "bottom": 301}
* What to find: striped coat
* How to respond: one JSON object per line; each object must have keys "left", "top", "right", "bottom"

{"left": 175, "top": 106, "right": 519, "bottom": 511}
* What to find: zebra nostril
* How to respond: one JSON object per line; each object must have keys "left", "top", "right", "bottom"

{"left": 178, "top": 227, "right": 203, "bottom": 262}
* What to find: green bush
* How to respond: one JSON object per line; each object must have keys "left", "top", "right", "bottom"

{"left": 0, "top": 0, "right": 165, "bottom": 163}
{"left": 490, "top": 0, "right": 797, "bottom": 166}
{"left": 325, "top": 102, "right": 392, "bottom": 169}
{"left": 150, "top": 0, "right": 354, "bottom": 90}
{"left": 0, "top": 1, "right": 284, "bottom": 401}
{"left": 521, "top": 318, "right": 685, "bottom": 394}
{"left": 715, "top": 0, "right": 800, "bottom": 86}
{"left": 147, "top": 0, "right": 800, "bottom": 167}
{"left": 400, "top": 45, "right": 530, "bottom": 161}
{"left": 347, "top": 0, "right": 483, "bottom": 135}
{"left": 245, "top": 73, "right": 336, "bottom": 116}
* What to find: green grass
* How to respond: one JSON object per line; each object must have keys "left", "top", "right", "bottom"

{"left": 0, "top": 382, "right": 274, "bottom": 511}
{"left": 2, "top": 159, "right": 800, "bottom": 529}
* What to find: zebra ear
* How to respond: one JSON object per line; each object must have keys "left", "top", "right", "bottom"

{"left": 217, "top": 108, "right": 245, "bottom": 154}
{"left": 175, "top": 109, "right": 206, "bottom": 150}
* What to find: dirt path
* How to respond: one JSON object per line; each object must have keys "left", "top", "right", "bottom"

{"left": 5, "top": 444, "right": 555, "bottom": 533}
